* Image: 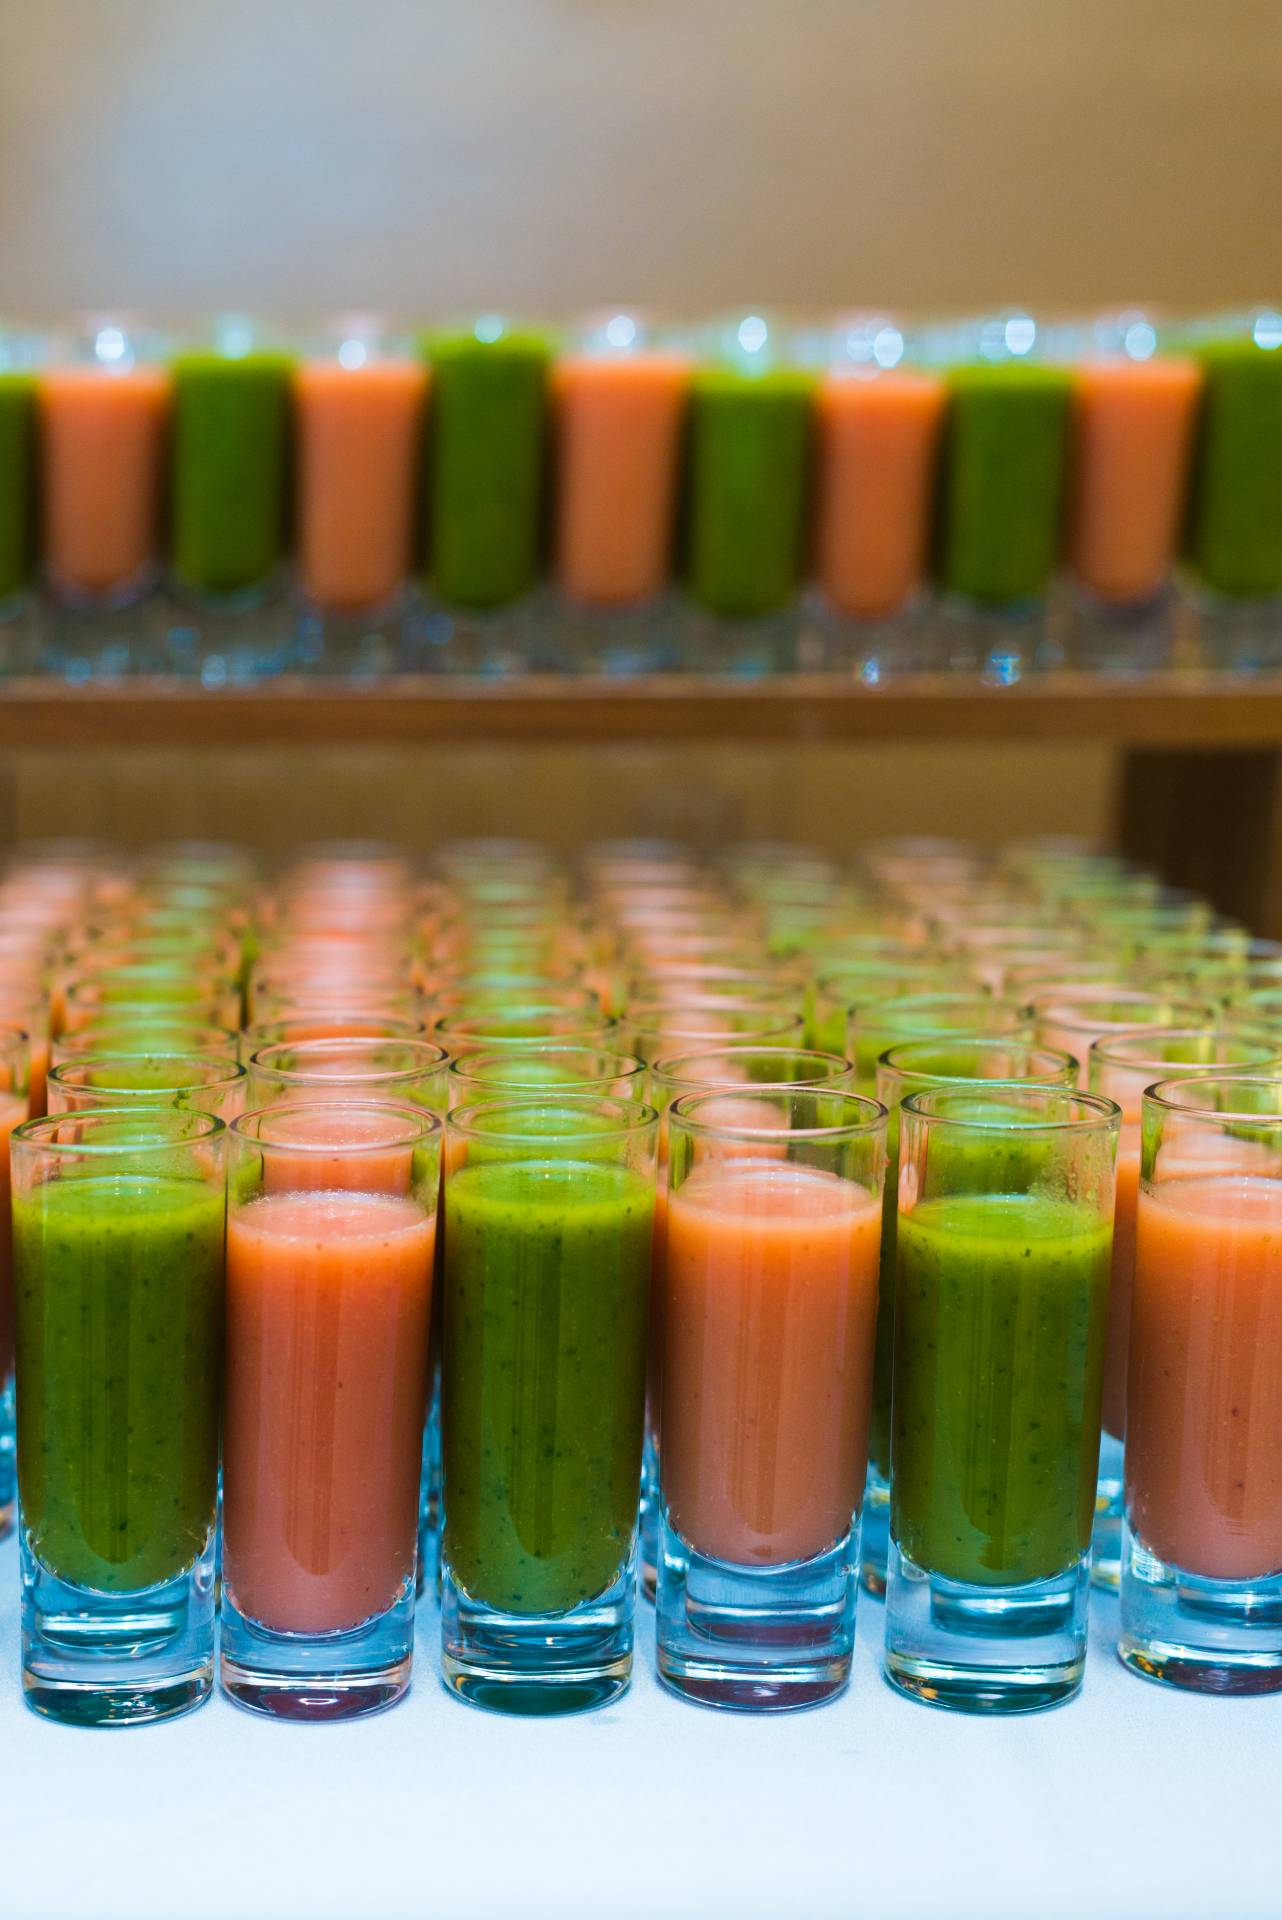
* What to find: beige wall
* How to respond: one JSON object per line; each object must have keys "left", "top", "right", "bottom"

{"left": 1, "top": 0, "right": 1277, "bottom": 317}
{"left": 0, "top": 0, "right": 1266, "bottom": 855}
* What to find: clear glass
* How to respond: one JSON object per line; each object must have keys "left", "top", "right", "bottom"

{"left": 440, "top": 1094, "right": 658, "bottom": 1713}
{"left": 0, "top": 1025, "right": 31, "bottom": 1538}
{"left": 657, "top": 1088, "right": 886, "bottom": 1709}
{"left": 239, "top": 1011, "right": 429, "bottom": 1058}
{"left": 243, "top": 1036, "right": 449, "bottom": 1113}
{"left": 447, "top": 1047, "right": 646, "bottom": 1106}
{"left": 626, "top": 1001, "right": 805, "bottom": 1066}
{"left": 1087, "top": 1032, "right": 1282, "bottom": 1593}
{"left": 846, "top": 991, "right": 1033, "bottom": 1092}
{"left": 1033, "top": 988, "right": 1218, "bottom": 1083}
{"left": 433, "top": 1004, "right": 619, "bottom": 1054}
{"left": 12, "top": 1108, "right": 226, "bottom": 1725}
{"left": 220, "top": 1101, "right": 442, "bottom": 1719}
{"left": 45, "top": 1051, "right": 246, "bottom": 1119}
{"left": 885, "top": 1085, "right": 1119, "bottom": 1712}
{"left": 62, "top": 968, "right": 243, "bottom": 1035}
{"left": 1119, "top": 1073, "right": 1282, "bottom": 1692}
{"left": 865, "top": 1042, "right": 1080, "bottom": 1598}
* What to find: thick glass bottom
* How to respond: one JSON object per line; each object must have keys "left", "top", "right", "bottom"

{"left": 440, "top": 1560, "right": 635, "bottom": 1716}
{"left": 292, "top": 599, "right": 412, "bottom": 678}
{"left": 0, "top": 1369, "right": 14, "bottom": 1542}
{"left": 808, "top": 593, "right": 933, "bottom": 680}
{"left": 416, "top": 1392, "right": 441, "bottom": 1601}
{"left": 884, "top": 1538, "right": 1089, "bottom": 1715}
{"left": 1119, "top": 1525, "right": 1282, "bottom": 1695}
{"left": 164, "top": 584, "right": 293, "bottom": 684}
{"left": 220, "top": 1574, "right": 416, "bottom": 1722}
{"left": 412, "top": 598, "right": 534, "bottom": 677}
{"left": 681, "top": 607, "right": 800, "bottom": 677}
{"left": 1187, "top": 586, "right": 1282, "bottom": 673}
{"left": 42, "top": 592, "right": 167, "bottom": 680}
{"left": 1062, "top": 586, "right": 1176, "bottom": 674}
{"left": 656, "top": 1518, "right": 857, "bottom": 1713}
{"left": 860, "top": 1470, "right": 889, "bottom": 1598}
{"left": 21, "top": 1529, "right": 216, "bottom": 1728}
{"left": 639, "top": 1429, "right": 659, "bottom": 1603}
{"left": 544, "top": 595, "right": 680, "bottom": 675}
{"left": 931, "top": 597, "right": 1046, "bottom": 683}
{"left": 1091, "top": 1431, "right": 1124, "bottom": 1593}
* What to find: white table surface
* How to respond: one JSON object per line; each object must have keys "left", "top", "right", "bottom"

{"left": 0, "top": 1537, "right": 1274, "bottom": 1920}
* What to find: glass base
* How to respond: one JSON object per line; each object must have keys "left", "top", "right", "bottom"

{"left": 860, "top": 1470, "right": 889, "bottom": 1597}
{"left": 1061, "top": 587, "right": 1175, "bottom": 674}
{"left": 638, "top": 1428, "right": 659, "bottom": 1603}
{"left": 1091, "top": 1431, "right": 1124, "bottom": 1592}
{"left": 930, "top": 597, "right": 1046, "bottom": 682}
{"left": 412, "top": 597, "right": 534, "bottom": 676}
{"left": 21, "top": 1530, "right": 216, "bottom": 1727}
{"left": 884, "top": 1539, "right": 1089, "bottom": 1714}
{"left": 1118, "top": 1525, "right": 1282, "bottom": 1695}
{"left": 0, "top": 596, "right": 42, "bottom": 675}
{"left": 416, "top": 1387, "right": 441, "bottom": 1599}
{"left": 0, "top": 1369, "right": 14, "bottom": 1541}
{"left": 1188, "top": 587, "right": 1282, "bottom": 673}
{"left": 808, "top": 594, "right": 932, "bottom": 680}
{"left": 440, "top": 1560, "right": 634, "bottom": 1716}
{"left": 545, "top": 595, "right": 680, "bottom": 674}
{"left": 656, "top": 1518, "right": 856, "bottom": 1713}
{"left": 220, "top": 1576, "right": 416, "bottom": 1722}
{"left": 680, "top": 607, "right": 800, "bottom": 677}
{"left": 164, "top": 584, "right": 293, "bottom": 684}
{"left": 42, "top": 592, "right": 167, "bottom": 679}
{"left": 291, "top": 599, "right": 411, "bottom": 678}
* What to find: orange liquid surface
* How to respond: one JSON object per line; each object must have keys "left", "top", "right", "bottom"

{"left": 661, "top": 1161, "right": 880, "bottom": 1565}
{"left": 1128, "top": 1176, "right": 1282, "bottom": 1580}
{"left": 223, "top": 1189, "right": 434, "bottom": 1633}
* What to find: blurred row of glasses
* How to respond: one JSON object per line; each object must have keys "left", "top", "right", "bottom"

{"left": 2, "top": 306, "right": 1282, "bottom": 682}
{"left": 1, "top": 830, "right": 1281, "bottom": 1726}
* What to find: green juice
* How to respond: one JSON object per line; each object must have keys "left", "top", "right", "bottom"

{"left": 936, "top": 364, "right": 1072, "bottom": 605}
{"left": 1185, "top": 338, "right": 1282, "bottom": 598}
{"left": 14, "top": 1174, "right": 225, "bottom": 1592}
{"left": 171, "top": 352, "right": 294, "bottom": 594}
{"left": 685, "top": 370, "right": 813, "bottom": 617}
{"left": 892, "top": 1192, "right": 1109, "bottom": 1587}
{"left": 442, "top": 1157, "right": 652, "bottom": 1614}
{"left": 0, "top": 374, "right": 35, "bottom": 603}
{"left": 424, "top": 331, "right": 550, "bottom": 609}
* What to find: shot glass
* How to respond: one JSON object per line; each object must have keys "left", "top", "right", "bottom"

{"left": 12, "top": 1108, "right": 226, "bottom": 1725}
{"left": 240, "top": 1010, "right": 429, "bottom": 1056}
{"left": 656, "top": 1088, "right": 886, "bottom": 1709}
{"left": 1119, "top": 1074, "right": 1282, "bottom": 1693}
{"left": 885, "top": 1085, "right": 1119, "bottom": 1713}
{"left": 640, "top": 1043, "right": 856, "bottom": 1601}
{"left": 46, "top": 1051, "right": 246, "bottom": 1118}
{"left": 50, "top": 1018, "right": 241, "bottom": 1069}
{"left": 0, "top": 1024, "right": 31, "bottom": 1537}
{"left": 220, "top": 1101, "right": 441, "bottom": 1719}
{"left": 1088, "top": 1032, "right": 1282, "bottom": 1593}
{"left": 866, "top": 1041, "right": 1080, "bottom": 1598}
{"left": 846, "top": 992, "right": 1035, "bottom": 1094}
{"left": 447, "top": 1046, "right": 647, "bottom": 1105}
{"left": 434, "top": 1004, "right": 620, "bottom": 1055}
{"left": 244, "top": 1036, "right": 450, "bottom": 1112}
{"left": 1033, "top": 989, "right": 1218, "bottom": 1080}
{"left": 441, "top": 1094, "right": 658, "bottom": 1713}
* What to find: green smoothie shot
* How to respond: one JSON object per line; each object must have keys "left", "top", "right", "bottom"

{"left": 171, "top": 338, "right": 294, "bottom": 596}
{"left": 882, "top": 1085, "right": 1118, "bottom": 1715}
{"left": 1185, "top": 317, "right": 1282, "bottom": 600}
{"left": 11, "top": 1110, "right": 227, "bottom": 1727}
{"left": 440, "top": 1095, "right": 657, "bottom": 1715}
{"left": 0, "top": 371, "right": 36, "bottom": 605}
{"left": 423, "top": 325, "right": 551, "bottom": 610}
{"left": 685, "top": 361, "right": 813, "bottom": 619}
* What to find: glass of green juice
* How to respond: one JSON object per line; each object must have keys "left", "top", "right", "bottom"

{"left": 45, "top": 1050, "right": 247, "bottom": 1120}
{"left": 884, "top": 1084, "right": 1120, "bottom": 1714}
{"left": 12, "top": 1107, "right": 226, "bottom": 1726}
{"left": 440, "top": 1093, "right": 658, "bottom": 1714}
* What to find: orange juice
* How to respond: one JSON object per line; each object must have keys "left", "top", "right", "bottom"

{"left": 294, "top": 358, "right": 427, "bottom": 612}
{"left": 1068, "top": 357, "right": 1201, "bottom": 605}
{"left": 39, "top": 366, "right": 170, "bottom": 600}
{"left": 814, "top": 370, "right": 946, "bottom": 618}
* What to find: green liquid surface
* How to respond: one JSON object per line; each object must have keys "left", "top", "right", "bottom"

{"left": 424, "top": 332, "right": 550, "bottom": 609}
{"left": 891, "top": 1191, "right": 1109, "bottom": 1586}
{"left": 685, "top": 370, "right": 813, "bottom": 618}
{"left": 442, "top": 1157, "right": 652, "bottom": 1614}
{"left": 14, "top": 1174, "right": 225, "bottom": 1592}
{"left": 171, "top": 352, "right": 294, "bottom": 593}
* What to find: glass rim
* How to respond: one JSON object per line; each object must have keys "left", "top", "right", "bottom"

{"left": 1141, "top": 1072, "right": 1282, "bottom": 1124}
{"left": 447, "top": 1092, "right": 659, "bottom": 1146}
{"left": 247, "top": 1036, "right": 450, "bottom": 1083}
{"left": 56, "top": 1018, "right": 241, "bottom": 1054}
{"left": 850, "top": 991, "right": 1030, "bottom": 1022}
{"left": 1090, "top": 1026, "right": 1282, "bottom": 1071}
{"left": 47, "top": 1051, "right": 246, "bottom": 1092}
{"left": 1032, "top": 991, "right": 1215, "bottom": 1026}
{"left": 434, "top": 1002, "right": 614, "bottom": 1032}
{"left": 447, "top": 1046, "right": 646, "bottom": 1085}
{"left": 899, "top": 1084, "right": 1121, "bottom": 1133}
{"left": 231, "top": 1098, "right": 441, "bottom": 1152}
{"left": 649, "top": 1043, "right": 854, "bottom": 1090}
{"left": 241, "top": 1013, "right": 430, "bottom": 1048}
{"left": 669, "top": 1086, "right": 886, "bottom": 1142}
{"left": 878, "top": 1038, "right": 1078, "bottom": 1083}
{"left": 12, "top": 1106, "right": 226, "bottom": 1155}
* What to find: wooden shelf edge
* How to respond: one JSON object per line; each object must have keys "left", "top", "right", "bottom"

{"left": 0, "top": 673, "right": 1281, "bottom": 748}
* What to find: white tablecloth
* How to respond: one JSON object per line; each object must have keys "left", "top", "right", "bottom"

{"left": 0, "top": 1538, "right": 1274, "bottom": 1920}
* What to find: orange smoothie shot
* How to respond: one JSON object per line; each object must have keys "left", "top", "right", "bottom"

{"left": 553, "top": 345, "right": 690, "bottom": 606}
{"left": 223, "top": 1188, "right": 435, "bottom": 1633}
{"left": 662, "top": 1161, "right": 880, "bottom": 1565}
{"left": 294, "top": 349, "right": 428, "bottom": 613}
{"left": 39, "top": 362, "right": 170, "bottom": 603}
{"left": 1129, "top": 1175, "right": 1282, "bottom": 1581}
{"left": 813, "top": 368, "right": 946, "bottom": 618}
{"left": 1067, "top": 354, "right": 1201, "bottom": 605}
